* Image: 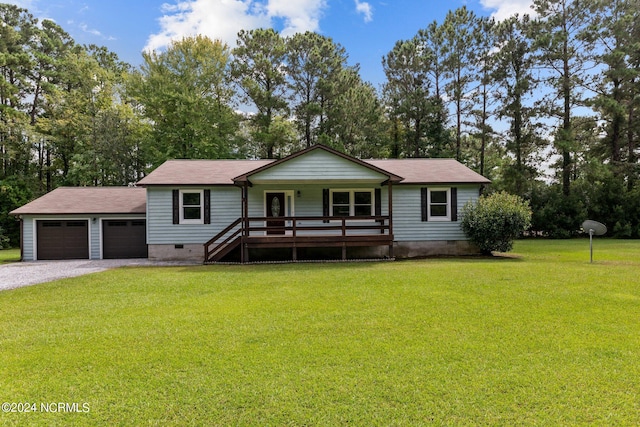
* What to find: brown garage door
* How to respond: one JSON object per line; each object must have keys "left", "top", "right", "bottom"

{"left": 37, "top": 220, "right": 89, "bottom": 260}
{"left": 102, "top": 220, "right": 147, "bottom": 259}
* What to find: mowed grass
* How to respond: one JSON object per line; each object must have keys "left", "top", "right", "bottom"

{"left": 0, "top": 248, "right": 20, "bottom": 264}
{"left": 1, "top": 240, "right": 639, "bottom": 426}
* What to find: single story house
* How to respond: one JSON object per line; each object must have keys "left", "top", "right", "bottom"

{"left": 11, "top": 145, "right": 490, "bottom": 262}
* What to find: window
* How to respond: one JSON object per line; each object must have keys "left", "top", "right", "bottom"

{"left": 330, "top": 190, "right": 373, "bottom": 217}
{"left": 423, "top": 188, "right": 451, "bottom": 221}
{"left": 180, "top": 190, "right": 203, "bottom": 224}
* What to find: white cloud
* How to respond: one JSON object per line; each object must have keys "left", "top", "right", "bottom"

{"left": 266, "top": 0, "right": 326, "bottom": 36}
{"left": 480, "top": 0, "right": 535, "bottom": 21}
{"left": 144, "top": 0, "right": 328, "bottom": 53}
{"left": 80, "top": 23, "right": 102, "bottom": 37}
{"left": 1, "top": 0, "right": 36, "bottom": 8}
{"left": 354, "top": 0, "right": 373, "bottom": 23}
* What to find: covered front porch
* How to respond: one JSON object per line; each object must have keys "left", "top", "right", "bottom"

{"left": 204, "top": 214, "right": 394, "bottom": 263}
{"left": 204, "top": 145, "right": 402, "bottom": 263}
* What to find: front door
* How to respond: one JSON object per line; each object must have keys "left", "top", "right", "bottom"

{"left": 265, "top": 192, "right": 286, "bottom": 235}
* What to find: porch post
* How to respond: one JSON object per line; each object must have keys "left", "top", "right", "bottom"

{"left": 242, "top": 182, "right": 249, "bottom": 263}
{"left": 388, "top": 181, "right": 394, "bottom": 259}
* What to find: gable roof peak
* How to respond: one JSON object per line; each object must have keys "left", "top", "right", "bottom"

{"left": 233, "top": 144, "right": 404, "bottom": 183}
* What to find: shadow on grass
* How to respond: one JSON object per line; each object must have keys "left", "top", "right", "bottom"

{"left": 395, "top": 253, "right": 524, "bottom": 263}
{"left": 141, "top": 254, "right": 526, "bottom": 277}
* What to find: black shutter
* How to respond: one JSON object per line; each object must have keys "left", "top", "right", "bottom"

{"left": 421, "top": 187, "right": 428, "bottom": 221}
{"left": 451, "top": 187, "right": 458, "bottom": 222}
{"left": 204, "top": 189, "right": 211, "bottom": 224}
{"left": 172, "top": 189, "right": 179, "bottom": 224}
{"left": 322, "top": 188, "right": 330, "bottom": 223}
{"left": 375, "top": 188, "right": 381, "bottom": 216}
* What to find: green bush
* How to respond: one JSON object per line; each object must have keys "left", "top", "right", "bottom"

{"left": 0, "top": 226, "right": 9, "bottom": 249}
{"left": 461, "top": 191, "right": 532, "bottom": 255}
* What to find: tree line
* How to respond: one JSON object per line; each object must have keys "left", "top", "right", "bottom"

{"left": 1, "top": 0, "right": 639, "bottom": 246}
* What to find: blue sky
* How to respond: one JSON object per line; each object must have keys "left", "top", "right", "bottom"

{"left": 8, "top": 0, "right": 534, "bottom": 88}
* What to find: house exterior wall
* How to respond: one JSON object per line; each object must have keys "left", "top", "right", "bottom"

{"left": 246, "top": 183, "right": 389, "bottom": 237}
{"left": 246, "top": 184, "right": 389, "bottom": 216}
{"left": 22, "top": 216, "right": 35, "bottom": 261}
{"left": 392, "top": 184, "right": 479, "bottom": 242}
{"left": 249, "top": 149, "right": 388, "bottom": 183}
{"left": 146, "top": 186, "right": 241, "bottom": 245}
{"left": 145, "top": 182, "right": 482, "bottom": 261}
{"left": 20, "top": 214, "right": 145, "bottom": 261}
{"left": 146, "top": 186, "right": 240, "bottom": 261}
{"left": 147, "top": 183, "right": 389, "bottom": 260}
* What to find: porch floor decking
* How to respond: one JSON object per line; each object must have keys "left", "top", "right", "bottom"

{"left": 204, "top": 216, "right": 393, "bottom": 263}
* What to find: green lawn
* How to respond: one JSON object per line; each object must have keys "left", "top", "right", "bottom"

{"left": 1, "top": 239, "right": 639, "bottom": 426}
{"left": 0, "top": 248, "right": 20, "bottom": 264}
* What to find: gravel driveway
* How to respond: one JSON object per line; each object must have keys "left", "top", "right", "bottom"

{"left": 0, "top": 259, "right": 199, "bottom": 291}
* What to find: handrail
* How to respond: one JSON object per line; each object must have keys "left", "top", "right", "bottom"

{"left": 245, "top": 215, "right": 390, "bottom": 237}
{"left": 204, "top": 218, "right": 242, "bottom": 261}
{"left": 204, "top": 215, "right": 392, "bottom": 262}
{"left": 204, "top": 217, "right": 242, "bottom": 247}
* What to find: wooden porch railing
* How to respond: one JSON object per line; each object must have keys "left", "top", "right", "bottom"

{"left": 204, "top": 215, "right": 392, "bottom": 263}
{"left": 203, "top": 218, "right": 242, "bottom": 262}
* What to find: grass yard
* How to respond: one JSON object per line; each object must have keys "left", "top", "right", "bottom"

{"left": 0, "top": 248, "right": 20, "bottom": 264}
{"left": 1, "top": 239, "right": 639, "bottom": 426}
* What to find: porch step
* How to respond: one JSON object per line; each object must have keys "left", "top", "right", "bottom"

{"left": 207, "top": 236, "right": 242, "bottom": 263}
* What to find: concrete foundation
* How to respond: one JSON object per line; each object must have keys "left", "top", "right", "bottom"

{"left": 150, "top": 240, "right": 480, "bottom": 263}
{"left": 148, "top": 244, "right": 205, "bottom": 262}
{"left": 393, "top": 240, "right": 480, "bottom": 258}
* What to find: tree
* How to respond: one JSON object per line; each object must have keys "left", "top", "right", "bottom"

{"left": 323, "top": 68, "right": 389, "bottom": 158}
{"left": 415, "top": 21, "right": 454, "bottom": 159}
{"left": 468, "top": 16, "right": 497, "bottom": 178}
{"left": 532, "top": 0, "right": 593, "bottom": 196}
{"left": 461, "top": 191, "right": 532, "bottom": 254}
{"left": 231, "top": 28, "right": 289, "bottom": 159}
{"left": 131, "top": 36, "right": 239, "bottom": 165}
{"left": 442, "top": 6, "right": 478, "bottom": 161}
{"left": 382, "top": 37, "right": 444, "bottom": 158}
{"left": 286, "top": 32, "right": 349, "bottom": 149}
{"left": 29, "top": 19, "right": 76, "bottom": 191}
{"left": 492, "top": 15, "right": 543, "bottom": 197}
{"left": 584, "top": 0, "right": 640, "bottom": 189}
{"left": 0, "top": 4, "right": 35, "bottom": 182}
{"left": 38, "top": 45, "right": 100, "bottom": 185}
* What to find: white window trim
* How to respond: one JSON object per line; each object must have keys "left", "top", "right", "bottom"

{"left": 427, "top": 187, "right": 451, "bottom": 221}
{"left": 329, "top": 189, "right": 374, "bottom": 217}
{"left": 179, "top": 189, "right": 204, "bottom": 225}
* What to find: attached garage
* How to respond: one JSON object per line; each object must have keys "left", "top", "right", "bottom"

{"left": 102, "top": 219, "right": 148, "bottom": 259}
{"left": 11, "top": 187, "right": 147, "bottom": 261}
{"left": 37, "top": 220, "right": 89, "bottom": 260}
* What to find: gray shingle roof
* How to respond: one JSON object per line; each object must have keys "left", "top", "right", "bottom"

{"left": 367, "top": 159, "right": 490, "bottom": 184}
{"left": 137, "top": 157, "right": 490, "bottom": 186}
{"left": 10, "top": 187, "right": 147, "bottom": 215}
{"left": 136, "top": 159, "right": 273, "bottom": 186}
